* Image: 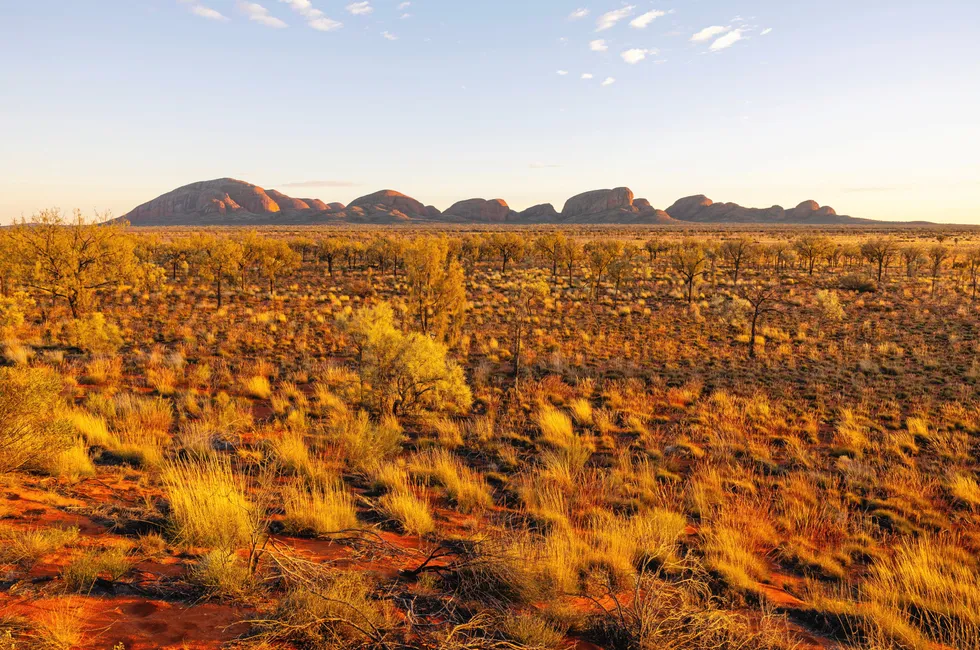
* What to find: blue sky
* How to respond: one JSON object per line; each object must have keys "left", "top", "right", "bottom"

{"left": 1, "top": 0, "right": 979, "bottom": 223}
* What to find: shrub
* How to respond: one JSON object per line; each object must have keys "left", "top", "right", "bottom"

{"left": 839, "top": 274, "right": 877, "bottom": 293}
{"left": 282, "top": 481, "right": 359, "bottom": 536}
{"left": 379, "top": 487, "right": 434, "bottom": 536}
{"left": 410, "top": 448, "right": 493, "bottom": 513}
{"left": 190, "top": 550, "right": 253, "bottom": 599}
{"left": 0, "top": 367, "right": 74, "bottom": 473}
{"left": 162, "top": 459, "right": 261, "bottom": 550}
{"left": 63, "top": 312, "right": 123, "bottom": 355}
{"left": 244, "top": 375, "right": 272, "bottom": 400}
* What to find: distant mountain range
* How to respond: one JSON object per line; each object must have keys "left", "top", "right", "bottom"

{"left": 117, "top": 178, "right": 886, "bottom": 226}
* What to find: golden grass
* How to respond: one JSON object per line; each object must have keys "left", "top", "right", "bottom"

{"left": 162, "top": 458, "right": 261, "bottom": 550}
{"left": 282, "top": 480, "right": 359, "bottom": 536}
{"left": 379, "top": 486, "right": 434, "bottom": 536}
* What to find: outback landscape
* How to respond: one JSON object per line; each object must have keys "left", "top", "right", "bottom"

{"left": 0, "top": 184, "right": 978, "bottom": 649}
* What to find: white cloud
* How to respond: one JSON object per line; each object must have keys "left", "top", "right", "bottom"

{"left": 237, "top": 1, "right": 288, "bottom": 27}
{"left": 597, "top": 6, "right": 634, "bottom": 31}
{"left": 601, "top": 77, "right": 616, "bottom": 86}
{"left": 589, "top": 39, "right": 608, "bottom": 52}
{"left": 691, "top": 25, "right": 730, "bottom": 42}
{"left": 581, "top": 73, "right": 594, "bottom": 79}
{"left": 278, "top": 0, "right": 342, "bottom": 31}
{"left": 557, "top": 70, "right": 569, "bottom": 76}
{"left": 761, "top": 27, "right": 772, "bottom": 35}
{"left": 621, "top": 48, "right": 655, "bottom": 64}
{"left": 710, "top": 29, "right": 743, "bottom": 51}
{"left": 630, "top": 10, "right": 665, "bottom": 29}
{"left": 189, "top": 4, "right": 228, "bottom": 21}
{"left": 310, "top": 17, "right": 342, "bottom": 30}
{"left": 398, "top": 1, "right": 411, "bottom": 8}
{"left": 569, "top": 8, "right": 589, "bottom": 20}
{"left": 346, "top": 1, "right": 373, "bottom": 15}
{"left": 381, "top": 30, "right": 397, "bottom": 40}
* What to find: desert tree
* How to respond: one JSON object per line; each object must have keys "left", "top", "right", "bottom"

{"left": 258, "top": 239, "right": 302, "bottom": 295}
{"left": 739, "top": 283, "right": 781, "bottom": 359}
{"left": 608, "top": 244, "right": 642, "bottom": 300}
{"left": 720, "top": 237, "right": 756, "bottom": 283}
{"left": 317, "top": 237, "right": 346, "bottom": 277}
{"left": 340, "top": 302, "right": 471, "bottom": 415}
{"left": 288, "top": 236, "right": 317, "bottom": 264}
{"left": 191, "top": 234, "right": 243, "bottom": 309}
{"left": 367, "top": 236, "right": 404, "bottom": 278}
{"left": 489, "top": 233, "right": 525, "bottom": 274}
{"left": 0, "top": 231, "right": 19, "bottom": 297}
{"left": 901, "top": 244, "right": 925, "bottom": 279}
{"left": 643, "top": 237, "right": 667, "bottom": 264}
{"left": 344, "top": 240, "right": 366, "bottom": 272}
{"left": 6, "top": 209, "right": 138, "bottom": 318}
{"left": 793, "top": 235, "right": 832, "bottom": 276}
{"left": 460, "top": 235, "right": 484, "bottom": 272}
{"left": 158, "top": 237, "right": 193, "bottom": 282}
{"left": 861, "top": 237, "right": 897, "bottom": 283}
{"left": 670, "top": 240, "right": 708, "bottom": 304}
{"left": 534, "top": 232, "right": 568, "bottom": 282}
{"left": 403, "top": 237, "right": 467, "bottom": 341}
{"left": 584, "top": 239, "right": 624, "bottom": 300}
{"left": 824, "top": 244, "right": 844, "bottom": 270}
{"left": 927, "top": 244, "right": 950, "bottom": 297}
{"left": 233, "top": 231, "right": 264, "bottom": 291}
{"left": 966, "top": 248, "right": 980, "bottom": 301}
{"left": 562, "top": 238, "right": 583, "bottom": 288}
{"left": 511, "top": 279, "right": 550, "bottom": 392}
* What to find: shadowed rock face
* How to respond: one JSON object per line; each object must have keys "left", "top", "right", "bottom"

{"left": 120, "top": 178, "right": 878, "bottom": 225}
{"left": 665, "top": 195, "right": 865, "bottom": 224}
{"left": 561, "top": 187, "right": 635, "bottom": 219}
{"left": 443, "top": 198, "right": 515, "bottom": 223}
{"left": 346, "top": 190, "right": 428, "bottom": 218}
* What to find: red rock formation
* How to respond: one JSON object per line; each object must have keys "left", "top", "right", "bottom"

{"left": 561, "top": 187, "right": 635, "bottom": 219}
{"left": 443, "top": 198, "right": 515, "bottom": 223}
{"left": 347, "top": 190, "right": 427, "bottom": 217}
{"left": 266, "top": 190, "right": 311, "bottom": 211}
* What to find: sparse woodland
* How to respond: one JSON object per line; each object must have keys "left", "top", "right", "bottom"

{"left": 1, "top": 209, "right": 980, "bottom": 650}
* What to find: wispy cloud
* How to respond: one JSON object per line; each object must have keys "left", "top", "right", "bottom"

{"left": 691, "top": 25, "right": 730, "bottom": 42}
{"left": 597, "top": 6, "right": 634, "bottom": 31}
{"left": 238, "top": 1, "right": 287, "bottom": 27}
{"left": 346, "top": 1, "right": 373, "bottom": 15}
{"left": 630, "top": 10, "right": 665, "bottom": 29}
{"left": 710, "top": 29, "right": 743, "bottom": 51}
{"left": 281, "top": 180, "right": 359, "bottom": 188}
{"left": 556, "top": 70, "right": 569, "bottom": 76}
{"left": 589, "top": 39, "right": 608, "bottom": 52}
{"left": 382, "top": 30, "right": 397, "bottom": 40}
{"left": 278, "top": 0, "right": 342, "bottom": 31}
{"left": 179, "top": 0, "right": 228, "bottom": 21}
{"left": 581, "top": 73, "right": 594, "bottom": 79}
{"left": 601, "top": 77, "right": 616, "bottom": 86}
{"left": 621, "top": 48, "right": 656, "bottom": 64}
{"left": 569, "top": 8, "right": 589, "bottom": 20}
{"left": 398, "top": 1, "right": 411, "bottom": 9}
{"left": 761, "top": 27, "right": 773, "bottom": 35}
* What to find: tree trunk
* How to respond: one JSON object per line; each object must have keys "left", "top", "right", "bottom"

{"left": 216, "top": 278, "right": 222, "bottom": 308}
{"left": 749, "top": 312, "right": 759, "bottom": 358}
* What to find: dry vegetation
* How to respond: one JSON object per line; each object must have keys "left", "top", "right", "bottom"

{"left": 0, "top": 210, "right": 979, "bottom": 649}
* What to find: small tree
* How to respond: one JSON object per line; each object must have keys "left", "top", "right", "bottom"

{"left": 927, "top": 244, "right": 950, "bottom": 297}
{"left": 317, "top": 237, "right": 346, "bottom": 278}
{"left": 901, "top": 244, "right": 925, "bottom": 279}
{"left": 793, "top": 235, "right": 832, "bottom": 277}
{"left": 403, "top": 237, "right": 467, "bottom": 341}
{"left": 966, "top": 249, "right": 980, "bottom": 302}
{"left": 670, "top": 241, "right": 707, "bottom": 304}
{"left": 861, "top": 238, "right": 897, "bottom": 283}
{"left": 643, "top": 238, "right": 666, "bottom": 264}
{"left": 511, "top": 280, "right": 549, "bottom": 392}
{"left": 258, "top": 239, "right": 302, "bottom": 295}
{"left": 490, "top": 233, "right": 525, "bottom": 274}
{"left": 720, "top": 237, "right": 756, "bottom": 283}
{"left": 7, "top": 209, "right": 138, "bottom": 318}
{"left": 341, "top": 303, "right": 471, "bottom": 415}
{"left": 159, "top": 238, "right": 192, "bottom": 282}
{"left": 562, "top": 239, "right": 583, "bottom": 288}
{"left": 535, "top": 232, "right": 568, "bottom": 281}
{"left": 192, "top": 234, "right": 243, "bottom": 309}
{"left": 739, "top": 284, "right": 781, "bottom": 359}
{"left": 584, "top": 239, "right": 624, "bottom": 300}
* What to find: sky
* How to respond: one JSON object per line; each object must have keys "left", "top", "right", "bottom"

{"left": 1, "top": 0, "right": 979, "bottom": 223}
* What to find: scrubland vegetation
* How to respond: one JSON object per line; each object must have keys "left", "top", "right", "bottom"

{"left": 0, "top": 210, "right": 979, "bottom": 649}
